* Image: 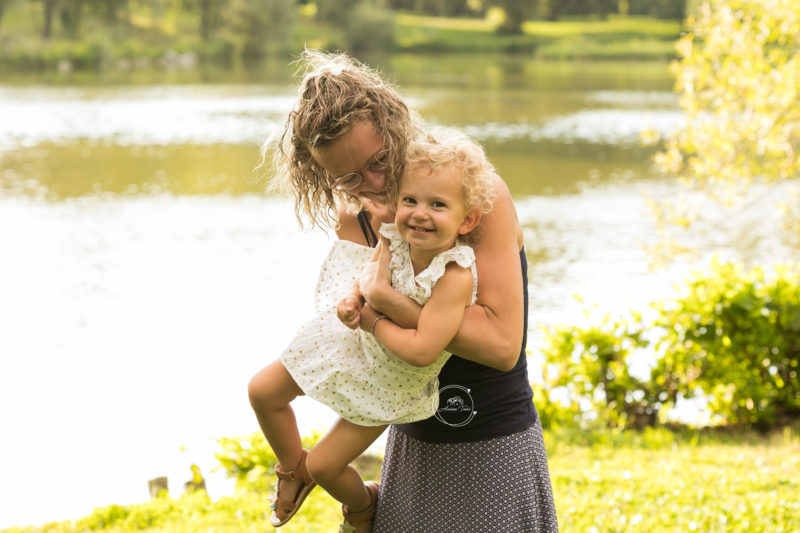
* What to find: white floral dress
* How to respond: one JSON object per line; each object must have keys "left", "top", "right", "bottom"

{"left": 280, "top": 223, "right": 478, "bottom": 426}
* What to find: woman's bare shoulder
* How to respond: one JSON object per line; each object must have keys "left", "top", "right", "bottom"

{"left": 336, "top": 205, "right": 369, "bottom": 245}
{"left": 478, "top": 175, "right": 522, "bottom": 250}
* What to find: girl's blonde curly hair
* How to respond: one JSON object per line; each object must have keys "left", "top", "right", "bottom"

{"left": 267, "top": 50, "right": 421, "bottom": 230}
{"left": 402, "top": 127, "right": 497, "bottom": 244}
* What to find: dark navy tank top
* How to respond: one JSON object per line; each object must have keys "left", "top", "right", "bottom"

{"left": 357, "top": 210, "right": 538, "bottom": 443}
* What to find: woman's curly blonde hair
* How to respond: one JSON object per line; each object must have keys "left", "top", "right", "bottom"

{"left": 267, "top": 50, "right": 420, "bottom": 230}
{"left": 402, "top": 128, "right": 497, "bottom": 245}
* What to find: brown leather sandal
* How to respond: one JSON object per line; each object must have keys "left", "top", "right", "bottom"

{"left": 339, "top": 481, "right": 380, "bottom": 533}
{"left": 268, "top": 449, "right": 317, "bottom": 527}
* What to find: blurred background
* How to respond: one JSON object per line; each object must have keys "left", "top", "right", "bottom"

{"left": 1, "top": 0, "right": 798, "bottom": 530}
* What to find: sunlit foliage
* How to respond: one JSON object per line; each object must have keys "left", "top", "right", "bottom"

{"left": 540, "top": 257, "right": 800, "bottom": 429}
{"left": 649, "top": 0, "right": 800, "bottom": 251}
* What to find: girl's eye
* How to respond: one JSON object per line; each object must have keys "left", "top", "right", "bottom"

{"left": 402, "top": 197, "right": 415, "bottom": 204}
{"left": 432, "top": 201, "right": 446, "bottom": 208}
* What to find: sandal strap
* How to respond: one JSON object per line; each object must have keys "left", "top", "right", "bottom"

{"left": 274, "top": 449, "right": 313, "bottom": 484}
{"left": 273, "top": 493, "right": 297, "bottom": 517}
{"left": 342, "top": 482, "right": 379, "bottom": 524}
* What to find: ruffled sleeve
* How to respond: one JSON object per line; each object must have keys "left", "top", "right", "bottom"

{"left": 415, "top": 242, "right": 478, "bottom": 305}
{"left": 379, "top": 223, "right": 420, "bottom": 302}
{"left": 379, "top": 222, "right": 478, "bottom": 306}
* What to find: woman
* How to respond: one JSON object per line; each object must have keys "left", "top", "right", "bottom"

{"left": 252, "top": 50, "right": 558, "bottom": 532}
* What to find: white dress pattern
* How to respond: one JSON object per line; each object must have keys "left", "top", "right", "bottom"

{"left": 280, "top": 223, "right": 477, "bottom": 426}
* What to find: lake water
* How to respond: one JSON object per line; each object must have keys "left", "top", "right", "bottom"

{"left": 1, "top": 55, "right": 797, "bottom": 528}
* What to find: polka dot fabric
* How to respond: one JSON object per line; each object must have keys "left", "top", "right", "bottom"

{"left": 373, "top": 422, "right": 559, "bottom": 532}
{"left": 280, "top": 227, "right": 477, "bottom": 426}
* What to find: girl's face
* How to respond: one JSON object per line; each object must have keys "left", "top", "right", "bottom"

{"left": 395, "top": 163, "right": 480, "bottom": 258}
{"left": 310, "top": 120, "right": 390, "bottom": 205}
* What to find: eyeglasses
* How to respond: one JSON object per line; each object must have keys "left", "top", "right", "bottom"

{"left": 330, "top": 149, "right": 390, "bottom": 192}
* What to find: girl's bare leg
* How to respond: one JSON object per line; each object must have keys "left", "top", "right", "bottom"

{"left": 306, "top": 419, "right": 387, "bottom": 512}
{"left": 248, "top": 360, "right": 306, "bottom": 497}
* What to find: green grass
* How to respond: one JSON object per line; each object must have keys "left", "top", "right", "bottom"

{"left": 547, "top": 426, "right": 800, "bottom": 532}
{"left": 4, "top": 427, "right": 798, "bottom": 533}
{"left": 392, "top": 11, "right": 681, "bottom": 58}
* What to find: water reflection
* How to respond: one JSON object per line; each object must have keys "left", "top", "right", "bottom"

{"left": 0, "top": 82, "right": 680, "bottom": 198}
{"left": 1, "top": 143, "right": 266, "bottom": 198}
{"left": 0, "top": 85, "right": 293, "bottom": 149}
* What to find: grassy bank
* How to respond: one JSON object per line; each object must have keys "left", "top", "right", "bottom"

{"left": 4, "top": 426, "right": 798, "bottom": 532}
{"left": 0, "top": 1, "right": 681, "bottom": 72}
{"left": 395, "top": 12, "right": 681, "bottom": 58}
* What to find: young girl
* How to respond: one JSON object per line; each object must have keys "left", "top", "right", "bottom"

{"left": 250, "top": 128, "right": 495, "bottom": 532}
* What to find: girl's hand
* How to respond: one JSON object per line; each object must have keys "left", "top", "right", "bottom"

{"left": 359, "top": 238, "right": 393, "bottom": 311}
{"left": 337, "top": 295, "right": 363, "bottom": 330}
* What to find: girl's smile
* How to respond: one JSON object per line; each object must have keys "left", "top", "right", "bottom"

{"left": 395, "top": 163, "right": 480, "bottom": 268}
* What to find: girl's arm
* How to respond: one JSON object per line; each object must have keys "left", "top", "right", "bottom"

{"left": 370, "top": 264, "right": 474, "bottom": 367}
{"left": 360, "top": 178, "right": 525, "bottom": 371}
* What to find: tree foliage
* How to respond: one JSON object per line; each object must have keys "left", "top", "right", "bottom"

{"left": 492, "top": 0, "right": 537, "bottom": 33}
{"left": 183, "top": 0, "right": 226, "bottom": 40}
{"left": 227, "top": 0, "right": 295, "bottom": 58}
{"left": 0, "top": 0, "right": 14, "bottom": 32}
{"left": 651, "top": 0, "right": 800, "bottom": 235}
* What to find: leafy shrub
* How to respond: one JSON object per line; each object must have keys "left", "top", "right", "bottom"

{"left": 540, "top": 258, "right": 800, "bottom": 429}
{"left": 215, "top": 430, "right": 323, "bottom": 492}
{"left": 539, "top": 314, "right": 658, "bottom": 430}
{"left": 653, "top": 258, "right": 800, "bottom": 428}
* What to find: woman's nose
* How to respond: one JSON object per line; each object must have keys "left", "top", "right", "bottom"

{"left": 362, "top": 168, "right": 386, "bottom": 192}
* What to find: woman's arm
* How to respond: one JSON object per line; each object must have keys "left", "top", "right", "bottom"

{"left": 371, "top": 265, "right": 474, "bottom": 367}
{"left": 360, "top": 178, "right": 524, "bottom": 371}
{"left": 449, "top": 179, "right": 524, "bottom": 371}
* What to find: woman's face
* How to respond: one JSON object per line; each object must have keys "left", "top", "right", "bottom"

{"left": 310, "top": 120, "right": 389, "bottom": 205}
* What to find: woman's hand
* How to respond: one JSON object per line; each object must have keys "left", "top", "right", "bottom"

{"left": 358, "top": 238, "right": 393, "bottom": 311}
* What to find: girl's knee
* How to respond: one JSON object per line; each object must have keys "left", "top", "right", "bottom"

{"left": 247, "top": 371, "right": 267, "bottom": 407}
{"left": 247, "top": 367, "right": 282, "bottom": 409}
{"left": 248, "top": 362, "right": 301, "bottom": 410}
{"left": 305, "top": 448, "right": 341, "bottom": 485}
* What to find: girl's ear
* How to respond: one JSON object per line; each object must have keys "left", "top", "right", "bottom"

{"left": 458, "top": 208, "right": 482, "bottom": 235}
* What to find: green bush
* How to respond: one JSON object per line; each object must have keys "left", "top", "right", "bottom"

{"left": 539, "top": 314, "right": 657, "bottom": 430}
{"left": 215, "top": 430, "right": 324, "bottom": 492}
{"left": 540, "top": 258, "right": 800, "bottom": 429}
{"left": 653, "top": 258, "right": 800, "bottom": 428}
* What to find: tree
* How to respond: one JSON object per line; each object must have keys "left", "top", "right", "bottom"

{"left": 59, "top": 0, "right": 85, "bottom": 37}
{"left": 628, "top": 0, "right": 685, "bottom": 19}
{"left": 649, "top": 0, "right": 800, "bottom": 251}
{"left": 493, "top": 0, "right": 537, "bottom": 33}
{"left": 88, "top": 0, "right": 128, "bottom": 24}
{"left": 542, "top": 0, "right": 618, "bottom": 21}
{"left": 316, "top": 0, "right": 360, "bottom": 27}
{"left": 183, "top": 0, "right": 225, "bottom": 41}
{"left": 0, "top": 0, "right": 14, "bottom": 33}
{"left": 227, "top": 0, "right": 295, "bottom": 59}
{"left": 344, "top": 1, "right": 395, "bottom": 54}
{"left": 42, "top": 0, "right": 57, "bottom": 39}
{"left": 198, "top": 0, "right": 224, "bottom": 40}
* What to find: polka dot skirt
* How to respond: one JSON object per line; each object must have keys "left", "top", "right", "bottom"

{"left": 373, "top": 421, "right": 559, "bottom": 532}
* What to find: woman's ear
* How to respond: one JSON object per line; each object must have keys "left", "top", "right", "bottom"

{"left": 458, "top": 208, "right": 482, "bottom": 235}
